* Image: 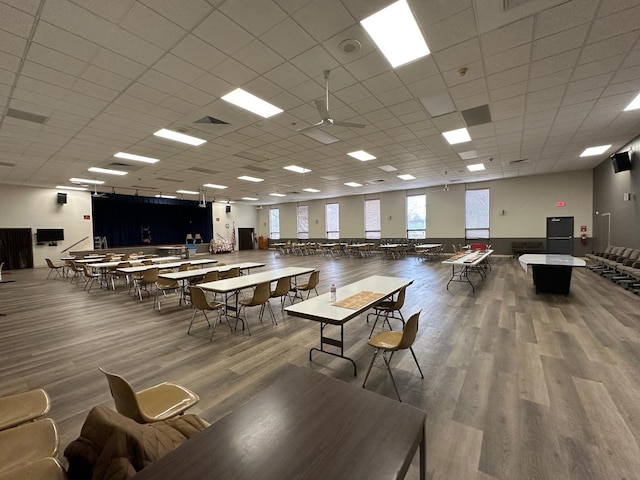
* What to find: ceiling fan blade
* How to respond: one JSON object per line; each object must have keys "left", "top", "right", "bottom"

{"left": 331, "top": 120, "right": 366, "bottom": 129}
{"left": 297, "top": 120, "right": 325, "bottom": 133}
{"left": 314, "top": 99, "right": 329, "bottom": 119}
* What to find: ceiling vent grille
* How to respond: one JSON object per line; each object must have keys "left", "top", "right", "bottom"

{"left": 189, "top": 166, "right": 219, "bottom": 175}
{"left": 195, "top": 116, "right": 229, "bottom": 125}
{"left": 461, "top": 105, "right": 492, "bottom": 127}
{"left": 6, "top": 108, "right": 47, "bottom": 124}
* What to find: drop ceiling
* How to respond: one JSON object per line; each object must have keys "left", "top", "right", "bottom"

{"left": 1, "top": 0, "right": 639, "bottom": 204}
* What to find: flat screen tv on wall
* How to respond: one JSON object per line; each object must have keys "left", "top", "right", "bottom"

{"left": 36, "top": 228, "right": 64, "bottom": 242}
{"left": 611, "top": 151, "right": 632, "bottom": 173}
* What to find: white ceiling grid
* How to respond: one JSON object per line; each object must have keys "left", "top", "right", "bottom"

{"left": 1, "top": 0, "right": 640, "bottom": 202}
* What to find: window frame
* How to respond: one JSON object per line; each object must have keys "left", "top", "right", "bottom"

{"left": 406, "top": 194, "right": 426, "bottom": 239}
{"left": 325, "top": 203, "right": 340, "bottom": 239}
{"left": 297, "top": 205, "right": 309, "bottom": 240}
{"left": 465, "top": 188, "right": 490, "bottom": 241}
{"left": 269, "top": 208, "right": 280, "bottom": 240}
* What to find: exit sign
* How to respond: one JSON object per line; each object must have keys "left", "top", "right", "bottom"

{"left": 556, "top": 201, "right": 565, "bottom": 207}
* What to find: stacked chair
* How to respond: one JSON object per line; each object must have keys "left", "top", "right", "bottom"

{"left": 0, "top": 389, "right": 67, "bottom": 479}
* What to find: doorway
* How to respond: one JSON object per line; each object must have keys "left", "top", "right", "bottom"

{"left": 0, "top": 228, "right": 34, "bottom": 269}
{"left": 238, "top": 228, "right": 255, "bottom": 250}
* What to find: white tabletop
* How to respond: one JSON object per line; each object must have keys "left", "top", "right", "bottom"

{"left": 519, "top": 254, "right": 586, "bottom": 272}
{"left": 198, "top": 266, "right": 316, "bottom": 294}
{"left": 159, "top": 262, "right": 265, "bottom": 280}
{"left": 442, "top": 250, "right": 493, "bottom": 266}
{"left": 87, "top": 256, "right": 180, "bottom": 269}
{"left": 379, "top": 244, "right": 405, "bottom": 248}
{"left": 415, "top": 244, "right": 442, "bottom": 249}
{"left": 117, "top": 258, "right": 216, "bottom": 273}
{"left": 285, "top": 275, "right": 413, "bottom": 325}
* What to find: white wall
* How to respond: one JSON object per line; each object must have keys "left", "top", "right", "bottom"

{"left": 0, "top": 185, "right": 93, "bottom": 267}
{"left": 211, "top": 202, "right": 258, "bottom": 249}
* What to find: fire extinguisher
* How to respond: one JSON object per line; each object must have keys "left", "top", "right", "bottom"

{"left": 581, "top": 233, "right": 587, "bottom": 245}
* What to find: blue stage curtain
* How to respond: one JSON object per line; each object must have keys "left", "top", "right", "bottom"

{"left": 91, "top": 194, "right": 213, "bottom": 247}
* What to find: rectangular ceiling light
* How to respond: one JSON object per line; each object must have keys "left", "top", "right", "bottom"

{"left": 303, "top": 129, "right": 340, "bottom": 144}
{"left": 624, "top": 92, "right": 640, "bottom": 111}
{"left": 238, "top": 175, "right": 264, "bottom": 182}
{"left": 56, "top": 185, "right": 87, "bottom": 191}
{"left": 270, "top": 193, "right": 287, "bottom": 197}
{"left": 114, "top": 152, "right": 159, "bottom": 164}
{"left": 153, "top": 128, "right": 206, "bottom": 146}
{"left": 203, "top": 183, "right": 228, "bottom": 189}
{"left": 398, "top": 174, "right": 415, "bottom": 180}
{"left": 221, "top": 88, "right": 283, "bottom": 118}
{"left": 378, "top": 164, "right": 398, "bottom": 172}
{"left": 242, "top": 197, "right": 259, "bottom": 201}
{"left": 580, "top": 145, "right": 612, "bottom": 157}
{"left": 155, "top": 194, "right": 176, "bottom": 199}
{"left": 348, "top": 150, "right": 376, "bottom": 161}
{"left": 345, "top": 182, "right": 363, "bottom": 187}
{"left": 361, "top": 0, "right": 430, "bottom": 68}
{"left": 443, "top": 127, "right": 471, "bottom": 145}
{"left": 88, "top": 167, "right": 127, "bottom": 176}
{"left": 176, "top": 190, "right": 199, "bottom": 195}
{"left": 70, "top": 178, "right": 104, "bottom": 185}
{"left": 284, "top": 165, "right": 311, "bottom": 173}
{"left": 303, "top": 188, "right": 320, "bottom": 193}
{"left": 467, "top": 163, "right": 485, "bottom": 172}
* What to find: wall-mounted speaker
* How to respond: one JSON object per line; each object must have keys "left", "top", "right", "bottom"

{"left": 57, "top": 192, "right": 67, "bottom": 204}
{"left": 611, "top": 151, "right": 632, "bottom": 173}
{"left": 225, "top": 205, "right": 231, "bottom": 213}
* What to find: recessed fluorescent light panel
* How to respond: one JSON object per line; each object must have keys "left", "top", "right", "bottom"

{"left": 203, "top": 183, "right": 228, "bottom": 189}
{"left": 114, "top": 152, "right": 159, "bottom": 164}
{"left": 155, "top": 194, "right": 176, "bottom": 199}
{"left": 303, "top": 188, "right": 320, "bottom": 193}
{"left": 467, "top": 163, "right": 485, "bottom": 172}
{"left": 176, "top": 190, "right": 199, "bottom": 195}
{"left": 443, "top": 128, "right": 471, "bottom": 145}
{"left": 56, "top": 185, "right": 87, "bottom": 191}
{"left": 270, "top": 193, "right": 287, "bottom": 197}
{"left": 88, "top": 167, "right": 127, "bottom": 176}
{"left": 221, "top": 88, "right": 283, "bottom": 118}
{"left": 378, "top": 165, "right": 398, "bottom": 172}
{"left": 345, "top": 182, "right": 363, "bottom": 187}
{"left": 361, "top": 0, "right": 430, "bottom": 68}
{"left": 153, "top": 128, "right": 206, "bottom": 146}
{"left": 284, "top": 165, "right": 311, "bottom": 173}
{"left": 242, "top": 197, "right": 259, "bottom": 201}
{"left": 398, "top": 174, "right": 415, "bottom": 180}
{"left": 624, "top": 92, "right": 640, "bottom": 111}
{"left": 348, "top": 150, "right": 376, "bottom": 161}
{"left": 70, "top": 178, "right": 104, "bottom": 185}
{"left": 238, "top": 175, "right": 264, "bottom": 182}
{"left": 580, "top": 145, "right": 611, "bottom": 157}
{"left": 303, "top": 129, "right": 340, "bottom": 144}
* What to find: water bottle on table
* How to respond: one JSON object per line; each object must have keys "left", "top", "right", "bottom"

{"left": 330, "top": 283, "right": 336, "bottom": 302}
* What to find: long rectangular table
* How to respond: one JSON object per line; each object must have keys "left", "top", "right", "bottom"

{"left": 442, "top": 250, "right": 493, "bottom": 292}
{"left": 285, "top": 275, "right": 413, "bottom": 375}
{"left": 131, "top": 365, "right": 426, "bottom": 480}
{"left": 198, "top": 267, "right": 316, "bottom": 326}
{"left": 519, "top": 254, "right": 586, "bottom": 295}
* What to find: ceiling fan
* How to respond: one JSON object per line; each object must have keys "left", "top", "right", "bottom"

{"left": 91, "top": 184, "right": 107, "bottom": 198}
{"left": 297, "top": 70, "right": 367, "bottom": 133}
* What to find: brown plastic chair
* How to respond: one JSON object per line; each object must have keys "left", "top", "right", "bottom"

{"left": 219, "top": 266, "right": 240, "bottom": 279}
{"left": 155, "top": 276, "right": 179, "bottom": 311}
{"left": 0, "top": 418, "right": 59, "bottom": 476}
{"left": 0, "top": 457, "right": 67, "bottom": 480}
{"left": 366, "top": 286, "right": 406, "bottom": 338}
{"left": 290, "top": 270, "right": 319, "bottom": 302}
{"left": 80, "top": 264, "right": 101, "bottom": 292}
{"left": 98, "top": 367, "right": 199, "bottom": 423}
{"left": 362, "top": 311, "right": 424, "bottom": 402}
{"left": 135, "top": 267, "right": 158, "bottom": 301}
{"left": 237, "top": 281, "right": 276, "bottom": 334}
{"left": 270, "top": 276, "right": 292, "bottom": 311}
{"left": 189, "top": 286, "right": 229, "bottom": 340}
{"left": 45, "top": 259, "right": 63, "bottom": 279}
{"left": 0, "top": 389, "right": 50, "bottom": 431}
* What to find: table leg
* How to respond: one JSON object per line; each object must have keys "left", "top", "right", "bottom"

{"left": 309, "top": 322, "right": 357, "bottom": 376}
{"left": 420, "top": 422, "right": 426, "bottom": 480}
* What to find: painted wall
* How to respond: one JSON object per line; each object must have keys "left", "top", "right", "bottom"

{"left": 0, "top": 185, "right": 93, "bottom": 267}
{"left": 211, "top": 202, "right": 257, "bottom": 250}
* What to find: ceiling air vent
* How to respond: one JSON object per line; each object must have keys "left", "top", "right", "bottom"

{"left": 367, "top": 179, "right": 385, "bottom": 184}
{"left": 461, "top": 105, "right": 492, "bottom": 127}
{"left": 0, "top": 161, "right": 16, "bottom": 167}
{"left": 6, "top": 108, "right": 47, "bottom": 124}
{"left": 189, "top": 166, "right": 219, "bottom": 175}
{"left": 195, "top": 116, "right": 229, "bottom": 125}
{"left": 244, "top": 165, "right": 269, "bottom": 173}
{"left": 509, "top": 158, "right": 527, "bottom": 164}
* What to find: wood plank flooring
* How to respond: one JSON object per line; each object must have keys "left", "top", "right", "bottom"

{"left": 2, "top": 250, "right": 640, "bottom": 479}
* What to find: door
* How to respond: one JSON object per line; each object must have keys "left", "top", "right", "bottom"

{"left": 546, "top": 217, "right": 574, "bottom": 255}
{"left": 238, "top": 228, "right": 255, "bottom": 250}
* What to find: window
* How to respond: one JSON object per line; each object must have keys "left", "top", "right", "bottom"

{"left": 365, "top": 199, "right": 381, "bottom": 239}
{"left": 297, "top": 205, "right": 309, "bottom": 239}
{"left": 466, "top": 189, "right": 489, "bottom": 240}
{"left": 326, "top": 203, "right": 339, "bottom": 239}
{"left": 406, "top": 194, "right": 426, "bottom": 239}
{"left": 270, "top": 208, "right": 280, "bottom": 240}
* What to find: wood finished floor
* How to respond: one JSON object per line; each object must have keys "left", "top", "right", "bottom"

{"left": 2, "top": 250, "right": 640, "bottom": 480}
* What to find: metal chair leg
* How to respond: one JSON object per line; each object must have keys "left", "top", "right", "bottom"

{"left": 362, "top": 349, "right": 380, "bottom": 389}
